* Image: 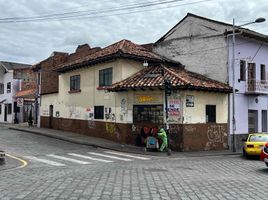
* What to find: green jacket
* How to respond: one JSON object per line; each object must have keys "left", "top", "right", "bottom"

{"left": 158, "top": 128, "right": 167, "bottom": 143}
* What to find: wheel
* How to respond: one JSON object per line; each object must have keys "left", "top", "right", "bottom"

{"left": 243, "top": 149, "right": 249, "bottom": 158}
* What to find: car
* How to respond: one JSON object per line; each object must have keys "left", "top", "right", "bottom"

{"left": 0, "top": 150, "right": 5, "bottom": 164}
{"left": 260, "top": 142, "right": 268, "bottom": 167}
{"left": 242, "top": 133, "right": 268, "bottom": 158}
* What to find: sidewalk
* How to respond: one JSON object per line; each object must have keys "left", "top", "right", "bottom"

{"left": 4, "top": 123, "right": 241, "bottom": 157}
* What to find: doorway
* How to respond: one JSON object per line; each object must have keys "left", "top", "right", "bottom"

{"left": 4, "top": 104, "right": 7, "bottom": 122}
{"left": 49, "top": 105, "right": 53, "bottom": 128}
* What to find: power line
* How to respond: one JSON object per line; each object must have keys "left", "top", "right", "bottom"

{"left": 0, "top": 0, "right": 214, "bottom": 23}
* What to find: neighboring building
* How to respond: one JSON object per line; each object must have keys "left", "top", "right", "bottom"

{"left": 32, "top": 44, "right": 101, "bottom": 126}
{"left": 0, "top": 61, "right": 32, "bottom": 123}
{"left": 39, "top": 39, "right": 231, "bottom": 151}
{"left": 153, "top": 13, "right": 268, "bottom": 150}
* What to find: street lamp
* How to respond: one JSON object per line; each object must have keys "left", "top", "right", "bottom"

{"left": 231, "top": 17, "right": 265, "bottom": 152}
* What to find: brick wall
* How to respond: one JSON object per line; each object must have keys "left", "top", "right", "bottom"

{"left": 36, "top": 44, "right": 101, "bottom": 95}
{"left": 13, "top": 68, "right": 37, "bottom": 90}
{"left": 34, "top": 52, "right": 68, "bottom": 94}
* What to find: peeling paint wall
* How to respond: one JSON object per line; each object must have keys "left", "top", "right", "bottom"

{"left": 153, "top": 15, "right": 230, "bottom": 83}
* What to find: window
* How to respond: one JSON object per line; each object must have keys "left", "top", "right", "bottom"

{"left": 240, "top": 60, "right": 246, "bottom": 81}
{"left": 94, "top": 106, "right": 104, "bottom": 119}
{"left": 7, "top": 104, "right": 12, "bottom": 114}
{"left": 7, "top": 82, "right": 11, "bottom": 93}
{"left": 248, "top": 63, "right": 256, "bottom": 80}
{"left": 37, "top": 72, "right": 41, "bottom": 85}
{"left": 206, "top": 105, "right": 216, "bottom": 123}
{"left": 70, "top": 75, "right": 80, "bottom": 92}
{"left": 261, "top": 64, "right": 266, "bottom": 82}
{"left": 262, "top": 110, "right": 267, "bottom": 132}
{"left": 133, "top": 105, "right": 164, "bottom": 124}
{"left": 99, "top": 68, "right": 113, "bottom": 87}
{"left": 0, "top": 83, "right": 4, "bottom": 94}
{"left": 248, "top": 110, "right": 258, "bottom": 133}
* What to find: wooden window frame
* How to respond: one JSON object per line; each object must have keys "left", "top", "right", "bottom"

{"left": 99, "top": 68, "right": 113, "bottom": 87}
{"left": 69, "top": 75, "right": 81, "bottom": 93}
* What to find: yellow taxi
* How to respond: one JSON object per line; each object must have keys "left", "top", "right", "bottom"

{"left": 243, "top": 133, "right": 268, "bottom": 157}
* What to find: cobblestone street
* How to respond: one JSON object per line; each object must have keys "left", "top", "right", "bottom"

{"left": 0, "top": 126, "right": 267, "bottom": 200}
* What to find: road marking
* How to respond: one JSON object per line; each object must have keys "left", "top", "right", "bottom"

{"left": 104, "top": 151, "right": 151, "bottom": 160}
{"left": 47, "top": 154, "right": 90, "bottom": 164}
{"left": 6, "top": 153, "right": 28, "bottom": 169}
{"left": 68, "top": 153, "right": 113, "bottom": 163}
{"left": 88, "top": 152, "right": 132, "bottom": 161}
{"left": 25, "top": 156, "right": 65, "bottom": 166}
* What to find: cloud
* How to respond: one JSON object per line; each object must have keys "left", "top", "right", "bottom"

{"left": 0, "top": 0, "right": 267, "bottom": 64}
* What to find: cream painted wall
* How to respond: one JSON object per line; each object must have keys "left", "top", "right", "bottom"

{"left": 40, "top": 59, "right": 144, "bottom": 122}
{"left": 182, "top": 91, "right": 228, "bottom": 124}
{"left": 40, "top": 58, "right": 228, "bottom": 125}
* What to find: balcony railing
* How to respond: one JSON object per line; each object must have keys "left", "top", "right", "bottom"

{"left": 246, "top": 79, "right": 268, "bottom": 94}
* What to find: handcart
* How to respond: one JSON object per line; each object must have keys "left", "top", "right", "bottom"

{"left": 145, "top": 136, "right": 159, "bottom": 152}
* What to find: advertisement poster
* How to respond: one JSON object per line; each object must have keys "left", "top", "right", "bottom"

{"left": 186, "top": 95, "right": 194, "bottom": 107}
{"left": 167, "top": 99, "right": 182, "bottom": 123}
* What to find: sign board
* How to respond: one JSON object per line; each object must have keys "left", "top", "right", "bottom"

{"left": 134, "top": 95, "right": 162, "bottom": 104}
{"left": 186, "top": 95, "right": 194, "bottom": 107}
{"left": 17, "top": 98, "right": 24, "bottom": 107}
{"left": 168, "top": 99, "right": 181, "bottom": 116}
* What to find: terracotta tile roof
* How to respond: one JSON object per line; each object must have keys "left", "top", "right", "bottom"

{"left": 54, "top": 39, "right": 163, "bottom": 72}
{"left": 109, "top": 64, "right": 232, "bottom": 93}
{"left": 14, "top": 89, "right": 36, "bottom": 98}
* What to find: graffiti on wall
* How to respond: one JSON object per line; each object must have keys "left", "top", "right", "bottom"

{"left": 42, "top": 108, "right": 49, "bottom": 116}
{"left": 205, "top": 125, "right": 228, "bottom": 150}
{"left": 120, "top": 98, "right": 127, "bottom": 114}
{"left": 105, "top": 123, "right": 120, "bottom": 140}
{"left": 69, "top": 106, "right": 81, "bottom": 118}
{"left": 87, "top": 120, "right": 96, "bottom": 129}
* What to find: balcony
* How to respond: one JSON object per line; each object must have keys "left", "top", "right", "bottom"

{"left": 245, "top": 79, "right": 268, "bottom": 95}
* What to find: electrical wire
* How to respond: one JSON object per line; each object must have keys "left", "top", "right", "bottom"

{"left": 0, "top": 0, "right": 214, "bottom": 23}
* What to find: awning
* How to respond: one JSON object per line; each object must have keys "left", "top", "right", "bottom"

{"left": 14, "top": 89, "right": 36, "bottom": 99}
{"left": 0, "top": 99, "right": 6, "bottom": 104}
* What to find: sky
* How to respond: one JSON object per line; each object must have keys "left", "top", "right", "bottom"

{"left": 0, "top": 0, "right": 267, "bottom": 64}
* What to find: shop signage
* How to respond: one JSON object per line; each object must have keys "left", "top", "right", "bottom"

{"left": 186, "top": 95, "right": 194, "bottom": 107}
{"left": 134, "top": 95, "right": 161, "bottom": 104}
{"left": 17, "top": 98, "right": 24, "bottom": 107}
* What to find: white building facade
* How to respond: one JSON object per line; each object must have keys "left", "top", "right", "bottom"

{"left": 0, "top": 62, "right": 32, "bottom": 123}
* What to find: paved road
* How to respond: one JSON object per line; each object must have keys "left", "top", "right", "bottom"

{"left": 0, "top": 125, "right": 267, "bottom": 200}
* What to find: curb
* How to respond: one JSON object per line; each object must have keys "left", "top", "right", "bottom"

{"left": 8, "top": 127, "right": 147, "bottom": 155}
{"left": 7, "top": 126, "right": 241, "bottom": 158}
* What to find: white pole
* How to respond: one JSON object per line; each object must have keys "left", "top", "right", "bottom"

{"left": 232, "top": 18, "right": 236, "bottom": 152}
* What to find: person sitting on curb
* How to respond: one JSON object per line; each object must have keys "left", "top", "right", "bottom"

{"left": 157, "top": 128, "right": 168, "bottom": 152}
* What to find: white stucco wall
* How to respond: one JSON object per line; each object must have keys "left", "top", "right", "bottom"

{"left": 0, "top": 71, "right": 14, "bottom": 123}
{"left": 182, "top": 91, "right": 228, "bottom": 124}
